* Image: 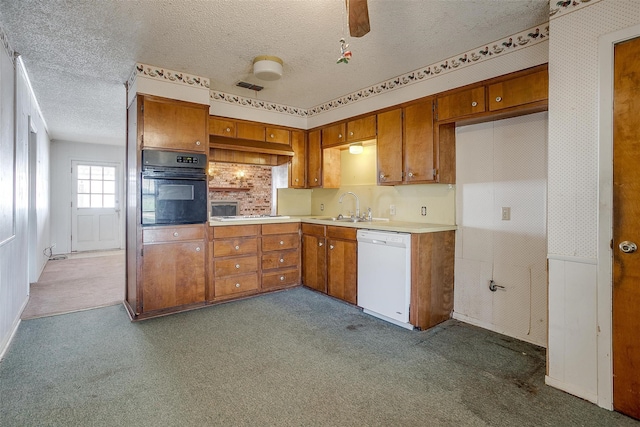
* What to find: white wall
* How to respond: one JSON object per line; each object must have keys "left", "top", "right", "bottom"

{"left": 453, "top": 112, "right": 548, "bottom": 347}
{"left": 547, "top": 0, "right": 640, "bottom": 407}
{"left": 50, "top": 140, "right": 125, "bottom": 255}
{"left": 0, "top": 33, "right": 51, "bottom": 359}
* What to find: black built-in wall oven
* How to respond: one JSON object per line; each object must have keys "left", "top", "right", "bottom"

{"left": 141, "top": 150, "right": 208, "bottom": 226}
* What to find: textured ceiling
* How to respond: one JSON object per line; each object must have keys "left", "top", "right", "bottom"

{"left": 0, "top": 0, "right": 549, "bottom": 145}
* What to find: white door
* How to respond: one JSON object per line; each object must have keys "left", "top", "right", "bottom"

{"left": 71, "top": 161, "right": 121, "bottom": 252}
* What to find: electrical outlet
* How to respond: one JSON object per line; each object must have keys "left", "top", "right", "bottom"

{"left": 320, "top": 203, "right": 324, "bottom": 211}
{"left": 501, "top": 207, "right": 511, "bottom": 220}
{"left": 421, "top": 206, "right": 427, "bottom": 216}
{"left": 390, "top": 204, "right": 396, "bottom": 216}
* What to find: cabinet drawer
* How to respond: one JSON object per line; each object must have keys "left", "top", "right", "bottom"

{"left": 266, "top": 127, "right": 290, "bottom": 145}
{"left": 213, "top": 238, "right": 258, "bottom": 257}
{"left": 262, "top": 269, "right": 300, "bottom": 289}
{"left": 213, "top": 225, "right": 259, "bottom": 239}
{"left": 236, "top": 122, "right": 265, "bottom": 141}
{"left": 322, "top": 123, "right": 346, "bottom": 147}
{"left": 143, "top": 225, "right": 204, "bottom": 243}
{"left": 301, "top": 223, "right": 326, "bottom": 237}
{"left": 215, "top": 274, "right": 259, "bottom": 296}
{"left": 262, "top": 251, "right": 299, "bottom": 270}
{"left": 327, "top": 226, "right": 357, "bottom": 240}
{"left": 347, "top": 115, "right": 376, "bottom": 141}
{"left": 214, "top": 256, "right": 258, "bottom": 277}
{"left": 262, "top": 222, "right": 300, "bottom": 235}
{"left": 209, "top": 118, "right": 236, "bottom": 137}
{"left": 437, "top": 86, "right": 486, "bottom": 121}
{"left": 262, "top": 234, "right": 299, "bottom": 252}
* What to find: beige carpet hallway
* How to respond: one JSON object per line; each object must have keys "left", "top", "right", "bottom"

{"left": 21, "top": 250, "right": 125, "bottom": 319}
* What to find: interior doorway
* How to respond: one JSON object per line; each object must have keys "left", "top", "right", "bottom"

{"left": 612, "top": 35, "right": 640, "bottom": 420}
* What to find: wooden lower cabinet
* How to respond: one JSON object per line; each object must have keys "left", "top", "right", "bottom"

{"left": 140, "top": 225, "right": 206, "bottom": 313}
{"left": 302, "top": 223, "right": 356, "bottom": 305}
{"left": 326, "top": 226, "right": 357, "bottom": 304}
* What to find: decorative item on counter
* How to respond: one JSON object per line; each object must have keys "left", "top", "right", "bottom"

{"left": 337, "top": 38, "right": 352, "bottom": 64}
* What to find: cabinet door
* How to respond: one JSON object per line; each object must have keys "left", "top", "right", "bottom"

{"left": 302, "top": 234, "right": 327, "bottom": 293}
{"left": 437, "top": 86, "right": 486, "bottom": 121}
{"left": 142, "top": 97, "right": 208, "bottom": 153}
{"left": 404, "top": 99, "right": 436, "bottom": 183}
{"left": 142, "top": 241, "right": 205, "bottom": 311}
{"left": 347, "top": 115, "right": 376, "bottom": 141}
{"left": 209, "top": 117, "right": 236, "bottom": 137}
{"left": 488, "top": 69, "right": 548, "bottom": 111}
{"left": 266, "top": 126, "right": 290, "bottom": 145}
{"left": 322, "top": 123, "right": 346, "bottom": 147}
{"left": 377, "top": 108, "right": 403, "bottom": 185}
{"left": 236, "top": 121, "right": 266, "bottom": 141}
{"left": 307, "top": 130, "right": 322, "bottom": 188}
{"left": 289, "top": 130, "right": 306, "bottom": 188}
{"left": 327, "top": 238, "right": 357, "bottom": 304}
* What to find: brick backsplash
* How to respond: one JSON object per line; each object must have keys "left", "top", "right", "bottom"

{"left": 208, "top": 163, "right": 272, "bottom": 215}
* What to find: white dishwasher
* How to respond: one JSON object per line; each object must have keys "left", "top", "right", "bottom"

{"left": 357, "top": 229, "right": 413, "bottom": 330}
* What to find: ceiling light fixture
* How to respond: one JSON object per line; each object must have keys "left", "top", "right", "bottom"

{"left": 253, "top": 55, "right": 283, "bottom": 81}
{"left": 349, "top": 142, "right": 363, "bottom": 154}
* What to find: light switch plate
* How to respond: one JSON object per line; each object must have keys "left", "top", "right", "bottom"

{"left": 501, "top": 207, "right": 511, "bottom": 220}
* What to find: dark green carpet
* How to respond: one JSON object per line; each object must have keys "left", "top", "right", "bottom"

{"left": 0, "top": 287, "right": 637, "bottom": 426}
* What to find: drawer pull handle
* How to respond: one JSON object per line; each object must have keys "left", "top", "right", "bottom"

{"left": 270, "top": 133, "right": 274, "bottom": 138}
{"left": 195, "top": 247, "right": 201, "bottom": 252}
{"left": 235, "top": 264, "right": 240, "bottom": 269}
{"left": 195, "top": 140, "right": 201, "bottom": 146}
{"left": 495, "top": 96, "right": 502, "bottom": 102}
{"left": 279, "top": 240, "right": 284, "bottom": 245}
{"left": 280, "top": 276, "right": 285, "bottom": 281}
{"left": 280, "top": 258, "right": 284, "bottom": 263}
{"left": 319, "top": 242, "right": 323, "bottom": 247}
{"left": 226, "top": 127, "right": 231, "bottom": 132}
{"left": 235, "top": 283, "right": 240, "bottom": 288}
{"left": 471, "top": 101, "right": 478, "bottom": 107}
{"left": 349, "top": 131, "right": 354, "bottom": 136}
{"left": 338, "top": 133, "right": 343, "bottom": 139}
{"left": 173, "top": 232, "right": 179, "bottom": 237}
{"left": 235, "top": 245, "right": 240, "bottom": 250}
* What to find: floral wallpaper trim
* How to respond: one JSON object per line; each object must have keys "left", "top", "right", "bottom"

{"left": 127, "top": 62, "right": 210, "bottom": 90}
{"left": 209, "top": 92, "right": 308, "bottom": 117}
{"left": 0, "top": 24, "right": 16, "bottom": 66}
{"left": 549, "top": 0, "right": 602, "bottom": 19}
{"left": 307, "top": 24, "right": 549, "bottom": 117}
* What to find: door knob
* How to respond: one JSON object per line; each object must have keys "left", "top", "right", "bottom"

{"left": 619, "top": 241, "right": 637, "bottom": 253}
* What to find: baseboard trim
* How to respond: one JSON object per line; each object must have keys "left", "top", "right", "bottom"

{"left": 0, "top": 296, "right": 29, "bottom": 361}
{"left": 545, "top": 375, "right": 600, "bottom": 405}
{"left": 452, "top": 312, "right": 546, "bottom": 348}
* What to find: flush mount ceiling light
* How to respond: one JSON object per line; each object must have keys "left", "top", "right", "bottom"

{"left": 253, "top": 55, "right": 283, "bottom": 81}
{"left": 349, "top": 142, "right": 364, "bottom": 154}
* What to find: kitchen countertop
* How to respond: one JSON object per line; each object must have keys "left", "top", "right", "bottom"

{"left": 209, "top": 216, "right": 457, "bottom": 234}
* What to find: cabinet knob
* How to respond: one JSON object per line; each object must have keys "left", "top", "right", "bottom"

{"left": 280, "top": 258, "right": 284, "bottom": 263}
{"left": 226, "top": 127, "right": 231, "bottom": 132}
{"left": 235, "top": 264, "right": 240, "bottom": 269}
{"left": 495, "top": 96, "right": 502, "bottom": 102}
{"left": 195, "top": 247, "right": 201, "bottom": 252}
{"left": 349, "top": 131, "right": 354, "bottom": 136}
{"left": 280, "top": 276, "right": 285, "bottom": 281}
{"left": 279, "top": 240, "right": 284, "bottom": 245}
{"left": 235, "top": 245, "right": 240, "bottom": 250}
{"left": 471, "top": 101, "right": 478, "bottom": 107}
{"left": 408, "top": 172, "right": 414, "bottom": 178}
{"left": 195, "top": 140, "right": 201, "bottom": 146}
{"left": 295, "top": 178, "right": 299, "bottom": 182}
{"left": 270, "top": 133, "right": 275, "bottom": 138}
{"left": 330, "top": 245, "right": 334, "bottom": 250}
{"left": 379, "top": 173, "right": 386, "bottom": 180}
{"left": 338, "top": 134, "right": 343, "bottom": 139}
{"left": 314, "top": 178, "right": 318, "bottom": 182}
{"left": 173, "top": 232, "right": 179, "bottom": 237}
{"left": 319, "top": 242, "right": 323, "bottom": 247}
{"left": 235, "top": 283, "right": 240, "bottom": 288}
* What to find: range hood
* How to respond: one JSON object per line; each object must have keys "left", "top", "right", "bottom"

{"left": 209, "top": 135, "right": 294, "bottom": 166}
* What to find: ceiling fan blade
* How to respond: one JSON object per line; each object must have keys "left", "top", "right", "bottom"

{"left": 347, "top": 0, "right": 370, "bottom": 38}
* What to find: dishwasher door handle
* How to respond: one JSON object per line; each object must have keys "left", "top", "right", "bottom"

{"left": 371, "top": 239, "right": 388, "bottom": 245}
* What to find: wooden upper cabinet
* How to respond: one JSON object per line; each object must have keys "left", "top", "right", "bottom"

{"left": 437, "top": 86, "right": 486, "bottom": 121}
{"left": 289, "top": 130, "right": 306, "bottom": 188}
{"left": 347, "top": 115, "right": 376, "bottom": 141}
{"left": 307, "top": 130, "right": 322, "bottom": 188}
{"left": 377, "top": 108, "right": 403, "bottom": 185}
{"left": 209, "top": 117, "right": 236, "bottom": 138}
{"left": 488, "top": 69, "right": 548, "bottom": 111}
{"left": 142, "top": 96, "right": 208, "bottom": 153}
{"left": 266, "top": 126, "right": 291, "bottom": 145}
{"left": 322, "top": 123, "right": 346, "bottom": 147}
{"left": 236, "top": 121, "right": 266, "bottom": 141}
{"left": 404, "top": 98, "right": 436, "bottom": 183}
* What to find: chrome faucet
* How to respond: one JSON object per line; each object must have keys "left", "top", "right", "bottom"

{"left": 339, "top": 192, "right": 360, "bottom": 218}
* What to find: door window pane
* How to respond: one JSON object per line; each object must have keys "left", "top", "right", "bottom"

{"left": 76, "top": 164, "right": 117, "bottom": 209}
